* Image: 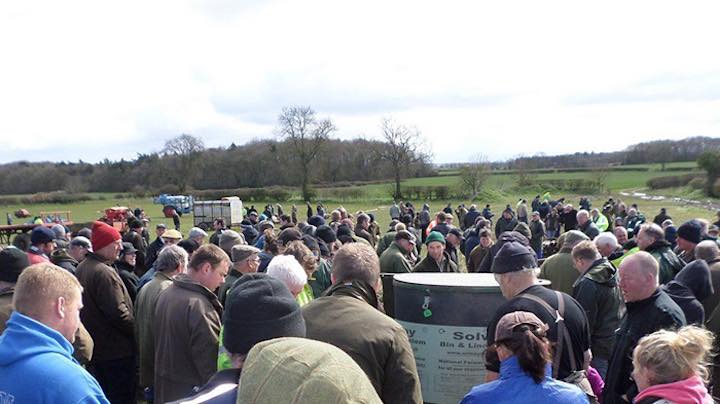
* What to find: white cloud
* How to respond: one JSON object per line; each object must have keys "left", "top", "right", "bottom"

{"left": 1, "top": 0, "right": 719, "bottom": 164}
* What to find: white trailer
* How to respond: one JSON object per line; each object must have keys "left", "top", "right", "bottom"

{"left": 193, "top": 197, "right": 244, "bottom": 230}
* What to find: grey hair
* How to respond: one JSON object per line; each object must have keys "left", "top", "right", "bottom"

{"left": 595, "top": 232, "right": 618, "bottom": 250}
{"left": 696, "top": 240, "right": 720, "bottom": 262}
{"left": 639, "top": 223, "right": 664, "bottom": 242}
{"left": 494, "top": 266, "right": 540, "bottom": 283}
{"left": 156, "top": 245, "right": 189, "bottom": 273}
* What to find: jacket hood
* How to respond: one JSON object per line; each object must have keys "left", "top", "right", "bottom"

{"left": 634, "top": 375, "right": 713, "bottom": 404}
{"left": 0, "top": 311, "right": 74, "bottom": 367}
{"left": 512, "top": 222, "right": 532, "bottom": 240}
{"left": 50, "top": 249, "right": 79, "bottom": 265}
{"left": 664, "top": 260, "right": 713, "bottom": 302}
{"left": 237, "top": 337, "right": 382, "bottom": 403}
{"left": 583, "top": 258, "right": 618, "bottom": 286}
{"left": 497, "top": 231, "right": 530, "bottom": 247}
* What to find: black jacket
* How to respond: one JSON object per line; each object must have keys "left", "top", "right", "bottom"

{"left": 572, "top": 259, "right": 624, "bottom": 360}
{"left": 662, "top": 260, "right": 713, "bottom": 325}
{"left": 463, "top": 209, "right": 481, "bottom": 230}
{"left": 477, "top": 231, "right": 530, "bottom": 274}
{"left": 494, "top": 216, "right": 518, "bottom": 238}
{"left": 114, "top": 261, "right": 140, "bottom": 303}
{"left": 145, "top": 237, "right": 164, "bottom": 269}
{"left": 560, "top": 209, "right": 578, "bottom": 231}
{"left": 603, "top": 289, "right": 686, "bottom": 404}
{"left": 578, "top": 220, "right": 600, "bottom": 240}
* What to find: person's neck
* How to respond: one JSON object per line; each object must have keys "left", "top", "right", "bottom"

{"left": 509, "top": 279, "right": 536, "bottom": 297}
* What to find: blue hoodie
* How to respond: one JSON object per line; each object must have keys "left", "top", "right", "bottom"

{"left": 0, "top": 311, "right": 109, "bottom": 404}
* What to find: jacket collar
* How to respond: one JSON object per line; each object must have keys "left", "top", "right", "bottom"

{"left": 500, "top": 355, "right": 552, "bottom": 380}
{"left": 173, "top": 273, "right": 224, "bottom": 315}
{"left": 324, "top": 280, "right": 380, "bottom": 310}
{"left": 626, "top": 288, "right": 662, "bottom": 313}
{"left": 28, "top": 245, "right": 48, "bottom": 258}
{"left": 86, "top": 252, "right": 114, "bottom": 265}
{"left": 153, "top": 271, "right": 174, "bottom": 282}
{"left": 644, "top": 239, "right": 671, "bottom": 253}
{"left": 581, "top": 258, "right": 616, "bottom": 284}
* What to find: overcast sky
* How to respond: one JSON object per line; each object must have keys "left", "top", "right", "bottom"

{"left": 2, "top": 0, "right": 719, "bottom": 164}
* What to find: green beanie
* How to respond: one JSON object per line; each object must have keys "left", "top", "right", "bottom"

{"left": 426, "top": 231, "right": 446, "bottom": 245}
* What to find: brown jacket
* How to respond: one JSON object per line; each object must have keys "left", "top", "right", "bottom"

{"left": 75, "top": 253, "right": 135, "bottom": 362}
{"left": 302, "top": 281, "right": 422, "bottom": 404}
{"left": 1, "top": 286, "right": 94, "bottom": 365}
{"left": 355, "top": 224, "right": 376, "bottom": 247}
{"left": 153, "top": 273, "right": 223, "bottom": 403}
{"left": 135, "top": 271, "right": 174, "bottom": 387}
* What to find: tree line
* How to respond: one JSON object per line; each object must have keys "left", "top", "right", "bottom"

{"left": 0, "top": 107, "right": 433, "bottom": 198}
{"left": 507, "top": 136, "right": 720, "bottom": 170}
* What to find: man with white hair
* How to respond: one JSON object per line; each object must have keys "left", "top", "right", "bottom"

{"left": 188, "top": 227, "right": 208, "bottom": 246}
{"left": 266, "top": 255, "right": 308, "bottom": 299}
{"left": 577, "top": 209, "right": 600, "bottom": 240}
{"left": 602, "top": 252, "right": 686, "bottom": 404}
{"left": 594, "top": 232, "right": 627, "bottom": 268}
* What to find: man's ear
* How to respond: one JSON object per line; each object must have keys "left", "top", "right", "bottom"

{"left": 56, "top": 296, "right": 67, "bottom": 320}
{"left": 331, "top": 273, "right": 336, "bottom": 284}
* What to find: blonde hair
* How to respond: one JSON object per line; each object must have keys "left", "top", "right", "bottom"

{"left": 633, "top": 326, "right": 714, "bottom": 385}
{"left": 13, "top": 263, "right": 82, "bottom": 319}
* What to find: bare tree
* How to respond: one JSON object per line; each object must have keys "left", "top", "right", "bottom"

{"left": 513, "top": 154, "right": 536, "bottom": 188}
{"left": 377, "top": 118, "right": 430, "bottom": 199}
{"left": 277, "top": 106, "right": 336, "bottom": 201}
{"left": 459, "top": 155, "right": 490, "bottom": 199}
{"left": 162, "top": 134, "right": 205, "bottom": 192}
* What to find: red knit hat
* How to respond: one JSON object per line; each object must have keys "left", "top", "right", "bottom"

{"left": 91, "top": 221, "right": 121, "bottom": 251}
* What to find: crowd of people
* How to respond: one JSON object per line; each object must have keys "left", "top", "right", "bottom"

{"left": 1, "top": 196, "right": 720, "bottom": 403}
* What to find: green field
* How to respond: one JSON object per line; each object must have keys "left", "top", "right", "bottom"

{"left": 0, "top": 161, "right": 716, "bottom": 244}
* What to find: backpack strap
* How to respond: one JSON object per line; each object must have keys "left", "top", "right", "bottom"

{"left": 515, "top": 291, "right": 578, "bottom": 378}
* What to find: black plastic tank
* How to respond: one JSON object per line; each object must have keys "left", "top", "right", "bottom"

{"left": 393, "top": 273, "right": 550, "bottom": 404}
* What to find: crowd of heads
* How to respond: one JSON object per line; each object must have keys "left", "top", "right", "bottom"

{"left": 3, "top": 196, "right": 720, "bottom": 403}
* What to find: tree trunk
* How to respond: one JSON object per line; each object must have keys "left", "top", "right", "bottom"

{"left": 394, "top": 172, "right": 402, "bottom": 200}
{"left": 707, "top": 175, "right": 717, "bottom": 197}
{"left": 301, "top": 164, "right": 310, "bottom": 202}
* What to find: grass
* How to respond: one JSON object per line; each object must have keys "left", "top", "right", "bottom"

{"left": 0, "top": 161, "right": 716, "bottom": 245}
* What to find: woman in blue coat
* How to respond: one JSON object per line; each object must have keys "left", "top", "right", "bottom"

{"left": 461, "top": 311, "right": 588, "bottom": 404}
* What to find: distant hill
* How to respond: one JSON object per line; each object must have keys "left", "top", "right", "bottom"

{"left": 506, "top": 136, "right": 720, "bottom": 170}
